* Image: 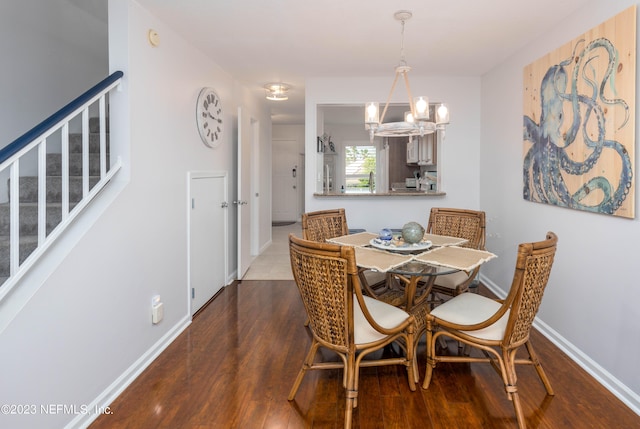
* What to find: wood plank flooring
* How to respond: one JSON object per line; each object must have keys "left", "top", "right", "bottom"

{"left": 89, "top": 280, "right": 640, "bottom": 428}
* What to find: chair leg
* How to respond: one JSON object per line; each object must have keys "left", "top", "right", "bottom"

{"left": 422, "top": 326, "right": 437, "bottom": 389}
{"left": 411, "top": 349, "right": 420, "bottom": 385}
{"left": 344, "top": 396, "right": 355, "bottom": 429}
{"left": 288, "top": 341, "right": 320, "bottom": 400}
{"left": 512, "top": 391, "right": 526, "bottom": 429}
{"left": 525, "top": 341, "right": 554, "bottom": 395}
{"left": 503, "top": 348, "right": 526, "bottom": 429}
{"left": 423, "top": 362, "right": 434, "bottom": 389}
{"left": 344, "top": 355, "right": 358, "bottom": 429}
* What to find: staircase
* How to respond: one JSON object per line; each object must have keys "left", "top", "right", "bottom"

{"left": 0, "top": 117, "right": 107, "bottom": 284}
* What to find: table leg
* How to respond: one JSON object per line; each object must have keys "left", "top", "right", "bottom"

{"left": 399, "top": 274, "right": 437, "bottom": 311}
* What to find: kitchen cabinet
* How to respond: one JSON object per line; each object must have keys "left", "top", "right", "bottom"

{"left": 407, "top": 138, "right": 419, "bottom": 163}
{"left": 406, "top": 134, "right": 436, "bottom": 165}
{"left": 417, "top": 133, "right": 436, "bottom": 165}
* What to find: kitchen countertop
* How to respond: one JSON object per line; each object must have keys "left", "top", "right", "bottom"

{"left": 314, "top": 189, "right": 446, "bottom": 197}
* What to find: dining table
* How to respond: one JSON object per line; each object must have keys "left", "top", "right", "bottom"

{"left": 326, "top": 231, "right": 497, "bottom": 312}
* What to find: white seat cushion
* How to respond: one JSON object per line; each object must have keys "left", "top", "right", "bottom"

{"left": 434, "top": 270, "right": 470, "bottom": 289}
{"left": 354, "top": 295, "right": 411, "bottom": 344}
{"left": 430, "top": 293, "right": 509, "bottom": 341}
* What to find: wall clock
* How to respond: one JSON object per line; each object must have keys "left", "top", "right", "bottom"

{"left": 196, "top": 87, "right": 223, "bottom": 148}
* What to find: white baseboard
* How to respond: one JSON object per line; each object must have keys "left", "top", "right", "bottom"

{"left": 259, "top": 238, "right": 273, "bottom": 254}
{"left": 67, "top": 315, "right": 192, "bottom": 429}
{"left": 480, "top": 274, "right": 640, "bottom": 416}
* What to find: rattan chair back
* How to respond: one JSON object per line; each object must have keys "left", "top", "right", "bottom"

{"left": 425, "top": 208, "right": 487, "bottom": 301}
{"left": 427, "top": 207, "right": 486, "bottom": 250}
{"left": 504, "top": 232, "right": 558, "bottom": 347}
{"left": 301, "top": 208, "right": 349, "bottom": 241}
{"left": 289, "top": 234, "right": 354, "bottom": 350}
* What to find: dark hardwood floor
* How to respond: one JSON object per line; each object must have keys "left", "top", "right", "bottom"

{"left": 90, "top": 280, "right": 640, "bottom": 428}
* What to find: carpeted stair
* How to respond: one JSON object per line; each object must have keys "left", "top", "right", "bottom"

{"left": 0, "top": 118, "right": 107, "bottom": 284}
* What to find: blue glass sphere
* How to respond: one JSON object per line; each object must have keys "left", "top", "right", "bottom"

{"left": 379, "top": 228, "right": 393, "bottom": 240}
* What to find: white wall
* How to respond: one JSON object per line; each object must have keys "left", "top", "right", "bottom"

{"left": 0, "top": 0, "right": 110, "bottom": 202}
{"left": 0, "top": 0, "right": 272, "bottom": 428}
{"left": 0, "top": 0, "right": 109, "bottom": 146}
{"left": 304, "top": 75, "right": 481, "bottom": 231}
{"left": 481, "top": 0, "right": 640, "bottom": 413}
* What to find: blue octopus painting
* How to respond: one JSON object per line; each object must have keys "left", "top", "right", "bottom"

{"left": 523, "top": 29, "right": 635, "bottom": 218}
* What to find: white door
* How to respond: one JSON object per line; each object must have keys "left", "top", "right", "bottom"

{"left": 272, "top": 139, "right": 299, "bottom": 221}
{"left": 237, "top": 107, "right": 253, "bottom": 279}
{"left": 189, "top": 172, "right": 227, "bottom": 315}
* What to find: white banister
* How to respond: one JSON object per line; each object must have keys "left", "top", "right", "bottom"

{"left": 37, "top": 140, "right": 47, "bottom": 244}
{"left": 0, "top": 71, "right": 124, "bottom": 302}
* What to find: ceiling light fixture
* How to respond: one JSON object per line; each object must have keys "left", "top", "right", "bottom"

{"left": 264, "top": 83, "right": 290, "bottom": 101}
{"left": 365, "top": 10, "right": 450, "bottom": 142}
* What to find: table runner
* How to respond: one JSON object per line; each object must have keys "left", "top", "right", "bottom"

{"left": 354, "top": 247, "right": 413, "bottom": 272}
{"left": 327, "top": 232, "right": 378, "bottom": 247}
{"left": 422, "top": 233, "right": 469, "bottom": 247}
{"left": 414, "top": 246, "right": 497, "bottom": 271}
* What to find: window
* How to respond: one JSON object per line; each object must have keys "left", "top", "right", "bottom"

{"left": 344, "top": 145, "right": 376, "bottom": 193}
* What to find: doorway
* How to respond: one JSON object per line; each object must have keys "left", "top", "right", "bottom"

{"left": 272, "top": 139, "right": 299, "bottom": 222}
{"left": 188, "top": 171, "right": 228, "bottom": 315}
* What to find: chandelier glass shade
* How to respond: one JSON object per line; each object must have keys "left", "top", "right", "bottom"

{"left": 264, "top": 83, "right": 290, "bottom": 101}
{"left": 365, "top": 11, "right": 449, "bottom": 141}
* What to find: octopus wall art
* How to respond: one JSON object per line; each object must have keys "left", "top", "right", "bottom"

{"left": 523, "top": 6, "right": 636, "bottom": 218}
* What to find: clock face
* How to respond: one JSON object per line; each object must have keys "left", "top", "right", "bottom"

{"left": 196, "top": 88, "right": 223, "bottom": 148}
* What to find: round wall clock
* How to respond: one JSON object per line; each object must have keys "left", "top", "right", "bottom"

{"left": 196, "top": 87, "right": 223, "bottom": 148}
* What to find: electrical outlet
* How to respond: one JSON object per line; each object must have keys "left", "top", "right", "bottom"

{"left": 151, "top": 295, "right": 163, "bottom": 324}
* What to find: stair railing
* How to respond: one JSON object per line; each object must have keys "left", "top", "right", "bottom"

{"left": 0, "top": 71, "right": 124, "bottom": 301}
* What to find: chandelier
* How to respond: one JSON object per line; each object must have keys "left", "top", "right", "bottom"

{"left": 264, "top": 83, "right": 290, "bottom": 101}
{"left": 365, "top": 10, "right": 450, "bottom": 142}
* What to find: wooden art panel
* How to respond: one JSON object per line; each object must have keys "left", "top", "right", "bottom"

{"left": 523, "top": 6, "right": 636, "bottom": 218}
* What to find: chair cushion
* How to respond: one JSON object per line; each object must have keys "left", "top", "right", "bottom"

{"left": 354, "top": 295, "right": 411, "bottom": 345}
{"left": 434, "top": 270, "right": 470, "bottom": 289}
{"left": 430, "top": 293, "right": 509, "bottom": 341}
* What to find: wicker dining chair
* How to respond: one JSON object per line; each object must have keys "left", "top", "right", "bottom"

{"left": 301, "top": 208, "right": 403, "bottom": 306}
{"left": 288, "top": 234, "right": 417, "bottom": 429}
{"left": 301, "top": 208, "right": 349, "bottom": 242}
{"left": 422, "top": 232, "right": 558, "bottom": 429}
{"left": 427, "top": 207, "right": 486, "bottom": 303}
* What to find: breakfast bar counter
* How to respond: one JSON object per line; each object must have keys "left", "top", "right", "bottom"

{"left": 314, "top": 190, "right": 446, "bottom": 197}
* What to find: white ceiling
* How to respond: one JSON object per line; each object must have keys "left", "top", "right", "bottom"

{"left": 135, "top": 0, "right": 592, "bottom": 125}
